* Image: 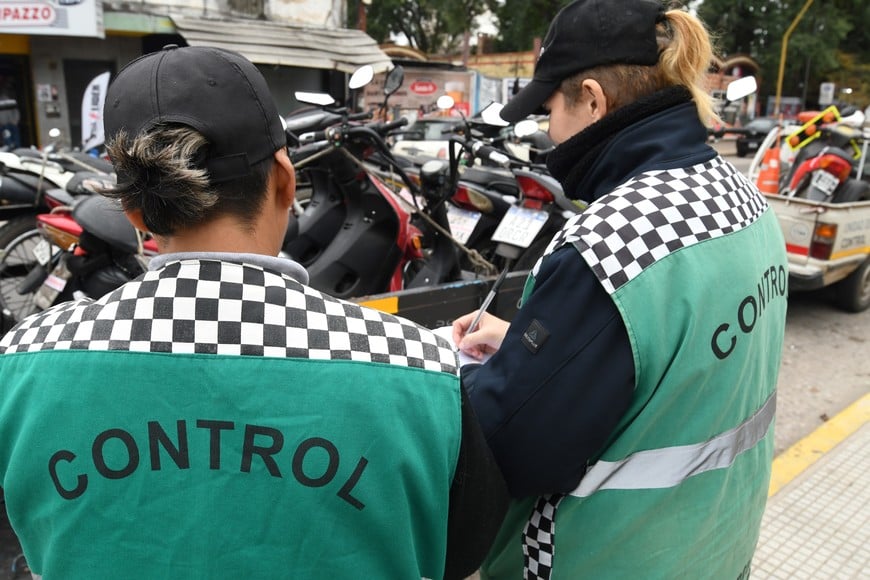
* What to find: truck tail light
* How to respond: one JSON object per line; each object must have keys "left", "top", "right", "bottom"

{"left": 809, "top": 222, "right": 837, "bottom": 260}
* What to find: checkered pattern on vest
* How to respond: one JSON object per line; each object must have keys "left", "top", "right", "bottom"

{"left": 0, "top": 259, "right": 459, "bottom": 375}
{"left": 532, "top": 156, "right": 768, "bottom": 294}
{"left": 522, "top": 494, "right": 566, "bottom": 580}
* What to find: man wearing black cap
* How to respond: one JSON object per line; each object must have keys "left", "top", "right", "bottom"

{"left": 452, "top": 1, "right": 787, "bottom": 578}
{"left": 0, "top": 45, "right": 507, "bottom": 579}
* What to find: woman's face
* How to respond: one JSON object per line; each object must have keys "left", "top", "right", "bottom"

{"left": 543, "top": 87, "right": 599, "bottom": 145}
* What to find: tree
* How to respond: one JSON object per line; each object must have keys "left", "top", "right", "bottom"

{"left": 698, "top": 0, "right": 866, "bottom": 110}
{"left": 350, "top": 0, "right": 494, "bottom": 55}
{"left": 489, "top": 0, "right": 569, "bottom": 52}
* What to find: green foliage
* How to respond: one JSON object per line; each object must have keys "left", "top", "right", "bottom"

{"left": 489, "top": 0, "right": 571, "bottom": 52}
{"left": 350, "top": 0, "right": 494, "bottom": 54}
{"left": 698, "top": 0, "right": 869, "bottom": 109}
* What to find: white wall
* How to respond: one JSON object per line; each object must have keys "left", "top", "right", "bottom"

{"left": 139, "top": 0, "right": 345, "bottom": 27}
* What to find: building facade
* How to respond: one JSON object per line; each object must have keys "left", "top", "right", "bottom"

{"left": 0, "top": 0, "right": 391, "bottom": 150}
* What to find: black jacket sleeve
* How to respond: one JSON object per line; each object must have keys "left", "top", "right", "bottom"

{"left": 461, "top": 246, "right": 636, "bottom": 498}
{"left": 444, "top": 385, "right": 510, "bottom": 580}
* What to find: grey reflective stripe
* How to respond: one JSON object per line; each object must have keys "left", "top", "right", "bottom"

{"left": 569, "top": 391, "right": 776, "bottom": 498}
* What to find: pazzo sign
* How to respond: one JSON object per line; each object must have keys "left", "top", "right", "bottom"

{"left": 0, "top": 0, "right": 103, "bottom": 37}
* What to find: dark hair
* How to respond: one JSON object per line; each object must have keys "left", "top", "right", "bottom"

{"left": 561, "top": 7, "right": 719, "bottom": 126}
{"left": 104, "top": 124, "right": 275, "bottom": 236}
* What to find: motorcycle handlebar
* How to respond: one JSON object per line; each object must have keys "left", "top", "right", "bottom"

{"left": 471, "top": 141, "right": 512, "bottom": 168}
{"left": 376, "top": 118, "right": 409, "bottom": 134}
{"left": 298, "top": 116, "right": 408, "bottom": 145}
{"left": 348, "top": 111, "right": 374, "bottom": 122}
{"left": 298, "top": 130, "right": 328, "bottom": 144}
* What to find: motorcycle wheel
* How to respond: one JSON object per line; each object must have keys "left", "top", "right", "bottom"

{"left": 0, "top": 216, "right": 46, "bottom": 330}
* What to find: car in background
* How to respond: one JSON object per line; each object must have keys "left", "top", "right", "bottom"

{"left": 735, "top": 117, "right": 780, "bottom": 157}
{"left": 391, "top": 117, "right": 466, "bottom": 159}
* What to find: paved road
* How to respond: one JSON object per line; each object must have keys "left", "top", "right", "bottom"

{"left": 772, "top": 288, "right": 870, "bottom": 455}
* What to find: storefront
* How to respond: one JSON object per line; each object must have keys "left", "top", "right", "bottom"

{"left": 0, "top": 34, "right": 33, "bottom": 147}
{"left": 0, "top": 0, "right": 391, "bottom": 150}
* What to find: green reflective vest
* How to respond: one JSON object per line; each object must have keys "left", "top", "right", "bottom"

{"left": 484, "top": 158, "right": 788, "bottom": 579}
{"left": 0, "top": 259, "right": 461, "bottom": 579}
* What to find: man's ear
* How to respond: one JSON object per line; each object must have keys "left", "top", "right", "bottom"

{"left": 272, "top": 149, "right": 296, "bottom": 210}
{"left": 582, "top": 79, "right": 608, "bottom": 121}
{"left": 124, "top": 208, "right": 148, "bottom": 233}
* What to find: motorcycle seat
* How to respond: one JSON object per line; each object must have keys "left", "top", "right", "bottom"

{"left": 72, "top": 195, "right": 142, "bottom": 254}
{"left": 461, "top": 166, "right": 519, "bottom": 195}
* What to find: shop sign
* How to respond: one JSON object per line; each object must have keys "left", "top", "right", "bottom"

{"left": 0, "top": 3, "right": 55, "bottom": 25}
{"left": 409, "top": 80, "right": 438, "bottom": 96}
{"left": 0, "top": 0, "right": 103, "bottom": 38}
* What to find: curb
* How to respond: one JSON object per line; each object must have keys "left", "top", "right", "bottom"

{"left": 768, "top": 392, "right": 870, "bottom": 496}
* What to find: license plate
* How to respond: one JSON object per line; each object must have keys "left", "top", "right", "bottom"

{"left": 42, "top": 262, "right": 72, "bottom": 292}
{"left": 446, "top": 205, "right": 481, "bottom": 245}
{"left": 33, "top": 239, "right": 52, "bottom": 266}
{"left": 34, "top": 259, "right": 72, "bottom": 310}
{"left": 748, "top": 142, "right": 759, "bottom": 150}
{"left": 810, "top": 170, "right": 839, "bottom": 196}
{"left": 491, "top": 206, "right": 548, "bottom": 248}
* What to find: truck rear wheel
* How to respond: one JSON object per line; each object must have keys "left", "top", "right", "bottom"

{"left": 834, "top": 258, "right": 870, "bottom": 313}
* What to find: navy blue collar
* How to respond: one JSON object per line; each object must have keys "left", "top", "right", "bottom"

{"left": 547, "top": 87, "right": 715, "bottom": 203}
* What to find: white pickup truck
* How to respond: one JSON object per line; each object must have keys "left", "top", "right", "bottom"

{"left": 749, "top": 113, "right": 870, "bottom": 312}
{"left": 762, "top": 193, "right": 870, "bottom": 312}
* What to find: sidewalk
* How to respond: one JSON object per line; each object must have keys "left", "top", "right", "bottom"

{"left": 751, "top": 393, "right": 870, "bottom": 579}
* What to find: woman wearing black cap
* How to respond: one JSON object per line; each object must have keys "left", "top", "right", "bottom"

{"left": 453, "top": 1, "right": 787, "bottom": 578}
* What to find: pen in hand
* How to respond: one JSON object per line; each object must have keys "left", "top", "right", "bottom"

{"left": 466, "top": 267, "right": 509, "bottom": 335}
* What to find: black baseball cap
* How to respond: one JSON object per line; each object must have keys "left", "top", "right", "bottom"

{"left": 104, "top": 45, "right": 286, "bottom": 183}
{"left": 500, "top": 0, "right": 665, "bottom": 123}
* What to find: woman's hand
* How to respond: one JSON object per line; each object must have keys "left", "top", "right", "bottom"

{"left": 452, "top": 311, "right": 510, "bottom": 361}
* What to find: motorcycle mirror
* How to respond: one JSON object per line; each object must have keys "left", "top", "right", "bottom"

{"left": 840, "top": 109, "right": 865, "bottom": 129}
{"left": 348, "top": 65, "right": 374, "bottom": 90}
{"left": 436, "top": 95, "right": 455, "bottom": 111}
{"left": 294, "top": 91, "right": 335, "bottom": 107}
{"left": 725, "top": 76, "right": 757, "bottom": 102}
{"left": 514, "top": 119, "right": 540, "bottom": 138}
{"left": 480, "top": 102, "right": 509, "bottom": 127}
{"left": 384, "top": 65, "right": 404, "bottom": 96}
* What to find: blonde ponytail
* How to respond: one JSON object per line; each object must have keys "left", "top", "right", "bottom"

{"left": 657, "top": 9, "right": 719, "bottom": 126}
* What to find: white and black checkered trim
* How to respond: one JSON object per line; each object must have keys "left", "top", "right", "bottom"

{"left": 522, "top": 494, "right": 565, "bottom": 580}
{"left": 532, "top": 157, "right": 768, "bottom": 294}
{"left": 0, "top": 260, "right": 459, "bottom": 375}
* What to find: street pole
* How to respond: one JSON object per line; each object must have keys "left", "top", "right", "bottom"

{"left": 357, "top": 0, "right": 369, "bottom": 32}
{"left": 774, "top": 0, "right": 814, "bottom": 116}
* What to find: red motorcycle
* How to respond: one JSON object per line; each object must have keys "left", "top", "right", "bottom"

{"left": 783, "top": 109, "right": 870, "bottom": 203}
{"left": 283, "top": 65, "right": 462, "bottom": 299}
{"left": 0, "top": 193, "right": 157, "bottom": 332}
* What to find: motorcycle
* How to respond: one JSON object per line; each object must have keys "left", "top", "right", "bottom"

{"left": 0, "top": 128, "right": 112, "bottom": 218}
{"left": 0, "top": 168, "right": 157, "bottom": 332}
{"left": 0, "top": 127, "right": 113, "bottom": 269}
{"left": 782, "top": 107, "right": 870, "bottom": 203}
{"left": 439, "top": 99, "right": 582, "bottom": 272}
{"left": 282, "top": 65, "right": 463, "bottom": 299}
{"left": 0, "top": 176, "right": 153, "bottom": 332}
